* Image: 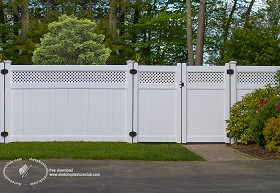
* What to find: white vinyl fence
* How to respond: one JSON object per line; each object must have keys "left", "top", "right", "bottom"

{"left": 0, "top": 60, "right": 278, "bottom": 143}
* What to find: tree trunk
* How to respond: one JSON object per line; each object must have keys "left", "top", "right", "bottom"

{"left": 244, "top": 0, "right": 255, "bottom": 28}
{"left": 220, "top": 0, "right": 237, "bottom": 63}
{"left": 186, "top": 0, "right": 194, "bottom": 66}
{"left": 109, "top": 0, "right": 118, "bottom": 40}
{"left": 88, "top": 0, "right": 92, "bottom": 19}
{"left": 0, "top": 1, "right": 4, "bottom": 24}
{"left": 195, "top": 0, "right": 207, "bottom": 66}
{"left": 20, "top": 0, "right": 29, "bottom": 36}
{"left": 45, "top": 0, "right": 50, "bottom": 19}
{"left": 132, "top": 0, "right": 141, "bottom": 44}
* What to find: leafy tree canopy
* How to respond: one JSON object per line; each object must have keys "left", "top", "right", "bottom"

{"left": 32, "top": 15, "right": 111, "bottom": 65}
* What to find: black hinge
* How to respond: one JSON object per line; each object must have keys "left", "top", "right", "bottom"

{"left": 1, "top": 131, "right": 8, "bottom": 137}
{"left": 179, "top": 82, "right": 184, "bottom": 88}
{"left": 129, "top": 131, "right": 137, "bottom": 137}
{"left": 129, "top": 69, "right": 137, "bottom": 75}
{"left": 227, "top": 69, "right": 234, "bottom": 75}
{"left": 1, "top": 69, "right": 8, "bottom": 75}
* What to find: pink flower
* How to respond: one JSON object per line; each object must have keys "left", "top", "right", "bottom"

{"left": 276, "top": 103, "right": 280, "bottom": 111}
{"left": 259, "top": 99, "right": 267, "bottom": 106}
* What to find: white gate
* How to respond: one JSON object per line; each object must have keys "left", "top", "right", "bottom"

{"left": 0, "top": 62, "right": 4, "bottom": 143}
{"left": 185, "top": 65, "right": 230, "bottom": 142}
{"left": 130, "top": 62, "right": 186, "bottom": 143}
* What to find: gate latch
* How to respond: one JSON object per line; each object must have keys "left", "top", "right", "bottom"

{"left": 179, "top": 82, "right": 184, "bottom": 88}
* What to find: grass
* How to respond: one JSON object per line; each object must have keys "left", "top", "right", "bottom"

{"left": 0, "top": 142, "right": 204, "bottom": 161}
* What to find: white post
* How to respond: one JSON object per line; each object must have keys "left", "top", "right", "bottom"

{"left": 126, "top": 60, "right": 139, "bottom": 143}
{"left": 229, "top": 61, "right": 237, "bottom": 106}
{"left": 0, "top": 62, "right": 4, "bottom": 143}
{"left": 225, "top": 62, "right": 230, "bottom": 143}
{"left": 3, "top": 60, "right": 11, "bottom": 143}
{"left": 224, "top": 61, "right": 237, "bottom": 144}
{"left": 181, "top": 63, "right": 187, "bottom": 143}
{"left": 176, "top": 63, "right": 187, "bottom": 143}
{"left": 132, "top": 62, "right": 139, "bottom": 143}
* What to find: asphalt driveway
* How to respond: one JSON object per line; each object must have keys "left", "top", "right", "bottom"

{"left": 1, "top": 159, "right": 280, "bottom": 193}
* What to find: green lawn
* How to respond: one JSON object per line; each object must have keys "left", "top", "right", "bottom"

{"left": 0, "top": 142, "right": 204, "bottom": 161}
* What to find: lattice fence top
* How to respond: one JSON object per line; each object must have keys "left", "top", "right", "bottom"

{"left": 139, "top": 71, "right": 176, "bottom": 84}
{"left": 237, "top": 72, "right": 276, "bottom": 84}
{"left": 187, "top": 72, "right": 225, "bottom": 84}
{"left": 12, "top": 71, "right": 126, "bottom": 83}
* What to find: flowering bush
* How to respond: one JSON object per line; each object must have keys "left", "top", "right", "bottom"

{"left": 226, "top": 85, "right": 279, "bottom": 144}
{"left": 249, "top": 97, "right": 280, "bottom": 146}
{"left": 227, "top": 69, "right": 280, "bottom": 151}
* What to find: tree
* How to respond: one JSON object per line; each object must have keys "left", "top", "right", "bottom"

{"left": 195, "top": 0, "right": 207, "bottom": 66}
{"left": 219, "top": 0, "right": 237, "bottom": 63}
{"left": 109, "top": 0, "right": 118, "bottom": 40}
{"left": 32, "top": 15, "right": 111, "bottom": 65}
{"left": 221, "top": 0, "right": 280, "bottom": 66}
{"left": 186, "top": 0, "right": 194, "bottom": 66}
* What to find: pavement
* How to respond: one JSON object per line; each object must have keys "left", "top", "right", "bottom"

{"left": 0, "top": 144, "right": 279, "bottom": 193}
{"left": 184, "top": 144, "right": 258, "bottom": 161}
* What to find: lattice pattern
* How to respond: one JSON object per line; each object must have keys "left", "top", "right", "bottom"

{"left": 139, "top": 72, "right": 175, "bottom": 84}
{"left": 12, "top": 71, "right": 126, "bottom": 83}
{"left": 237, "top": 72, "right": 276, "bottom": 84}
{"left": 188, "top": 72, "right": 224, "bottom": 84}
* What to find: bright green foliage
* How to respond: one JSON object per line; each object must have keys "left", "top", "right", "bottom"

{"left": 226, "top": 85, "right": 280, "bottom": 144}
{"left": 249, "top": 97, "right": 280, "bottom": 146}
{"left": 275, "top": 70, "right": 280, "bottom": 86}
{"left": 1, "top": 20, "right": 47, "bottom": 64}
{"left": 32, "top": 15, "right": 111, "bottom": 65}
{"left": 1, "top": 0, "right": 280, "bottom": 65}
{"left": 221, "top": 27, "right": 280, "bottom": 66}
{"left": 263, "top": 115, "right": 280, "bottom": 153}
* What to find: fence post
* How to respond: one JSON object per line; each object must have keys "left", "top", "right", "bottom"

{"left": 0, "top": 62, "right": 4, "bottom": 143}
{"left": 229, "top": 61, "right": 237, "bottom": 107}
{"left": 176, "top": 63, "right": 187, "bottom": 143}
{"left": 181, "top": 63, "right": 187, "bottom": 143}
{"left": 225, "top": 61, "right": 237, "bottom": 143}
{"left": 126, "top": 60, "right": 139, "bottom": 143}
{"left": 2, "top": 60, "right": 11, "bottom": 143}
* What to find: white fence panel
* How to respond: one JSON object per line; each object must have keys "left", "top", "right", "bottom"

{"left": 9, "top": 64, "right": 129, "bottom": 142}
{"left": 236, "top": 66, "right": 278, "bottom": 101}
{"left": 0, "top": 62, "right": 4, "bottom": 143}
{"left": 137, "top": 65, "right": 182, "bottom": 142}
{"left": 186, "top": 66, "right": 227, "bottom": 142}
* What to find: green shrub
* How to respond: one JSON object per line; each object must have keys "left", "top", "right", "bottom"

{"left": 263, "top": 115, "right": 280, "bottom": 152}
{"left": 249, "top": 97, "right": 280, "bottom": 146}
{"left": 275, "top": 69, "right": 280, "bottom": 86}
{"left": 226, "top": 85, "right": 279, "bottom": 144}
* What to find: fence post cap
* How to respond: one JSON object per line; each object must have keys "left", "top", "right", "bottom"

{"left": 229, "top": 61, "right": 237, "bottom": 64}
